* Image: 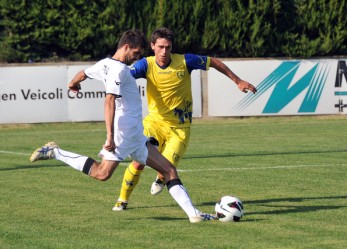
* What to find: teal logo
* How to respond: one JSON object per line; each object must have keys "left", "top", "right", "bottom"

{"left": 234, "top": 61, "right": 330, "bottom": 113}
{"left": 335, "top": 60, "right": 347, "bottom": 112}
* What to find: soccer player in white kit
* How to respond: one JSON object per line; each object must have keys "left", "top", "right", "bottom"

{"left": 30, "top": 30, "right": 215, "bottom": 223}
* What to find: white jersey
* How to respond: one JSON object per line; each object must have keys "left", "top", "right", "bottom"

{"left": 84, "top": 58, "right": 148, "bottom": 163}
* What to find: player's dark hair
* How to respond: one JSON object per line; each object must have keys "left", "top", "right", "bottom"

{"left": 151, "top": 27, "right": 174, "bottom": 44}
{"left": 117, "top": 30, "right": 148, "bottom": 50}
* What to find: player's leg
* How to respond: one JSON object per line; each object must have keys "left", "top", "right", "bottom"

{"left": 113, "top": 118, "right": 163, "bottom": 210}
{"left": 113, "top": 161, "right": 145, "bottom": 211}
{"left": 30, "top": 142, "right": 120, "bottom": 181}
{"left": 151, "top": 127, "right": 190, "bottom": 195}
{"left": 146, "top": 142, "right": 215, "bottom": 223}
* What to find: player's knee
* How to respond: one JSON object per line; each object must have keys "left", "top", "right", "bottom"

{"left": 131, "top": 161, "right": 145, "bottom": 170}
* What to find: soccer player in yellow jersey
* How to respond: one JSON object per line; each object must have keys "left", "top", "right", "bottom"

{"left": 113, "top": 27, "right": 257, "bottom": 211}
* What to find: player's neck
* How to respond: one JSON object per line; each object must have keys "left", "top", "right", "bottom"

{"left": 112, "top": 51, "right": 126, "bottom": 64}
{"left": 156, "top": 58, "right": 171, "bottom": 68}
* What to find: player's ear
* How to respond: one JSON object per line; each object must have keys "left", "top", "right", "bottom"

{"left": 123, "top": 44, "right": 130, "bottom": 52}
{"left": 151, "top": 42, "right": 155, "bottom": 50}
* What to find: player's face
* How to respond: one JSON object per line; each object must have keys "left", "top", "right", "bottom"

{"left": 151, "top": 38, "right": 172, "bottom": 66}
{"left": 125, "top": 46, "right": 143, "bottom": 65}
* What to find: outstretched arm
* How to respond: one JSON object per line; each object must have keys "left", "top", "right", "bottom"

{"left": 210, "top": 57, "right": 257, "bottom": 94}
{"left": 103, "top": 94, "right": 116, "bottom": 152}
{"left": 68, "top": 70, "right": 87, "bottom": 92}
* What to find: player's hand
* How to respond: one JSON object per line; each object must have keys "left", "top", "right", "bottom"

{"left": 237, "top": 79, "right": 257, "bottom": 94}
{"left": 104, "top": 139, "right": 116, "bottom": 152}
{"left": 68, "top": 82, "right": 81, "bottom": 93}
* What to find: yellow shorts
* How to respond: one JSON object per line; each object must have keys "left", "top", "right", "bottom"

{"left": 143, "top": 116, "right": 190, "bottom": 167}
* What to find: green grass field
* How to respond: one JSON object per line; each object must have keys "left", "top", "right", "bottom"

{"left": 0, "top": 116, "right": 346, "bottom": 249}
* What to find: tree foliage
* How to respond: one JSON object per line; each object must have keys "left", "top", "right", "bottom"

{"left": 0, "top": 0, "right": 346, "bottom": 63}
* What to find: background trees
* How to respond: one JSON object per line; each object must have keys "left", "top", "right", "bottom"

{"left": 0, "top": 0, "right": 346, "bottom": 63}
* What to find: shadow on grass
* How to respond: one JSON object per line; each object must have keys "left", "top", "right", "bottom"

{"left": 149, "top": 217, "right": 186, "bottom": 221}
{"left": 244, "top": 195, "right": 347, "bottom": 204}
{"left": 200, "top": 195, "right": 347, "bottom": 217}
{"left": 0, "top": 163, "right": 63, "bottom": 171}
{"left": 129, "top": 204, "right": 178, "bottom": 211}
{"left": 184, "top": 149, "right": 347, "bottom": 160}
{"left": 122, "top": 196, "right": 346, "bottom": 223}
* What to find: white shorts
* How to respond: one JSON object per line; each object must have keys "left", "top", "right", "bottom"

{"left": 98, "top": 136, "right": 148, "bottom": 165}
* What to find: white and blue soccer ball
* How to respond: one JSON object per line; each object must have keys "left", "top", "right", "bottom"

{"left": 215, "top": 195, "right": 244, "bottom": 222}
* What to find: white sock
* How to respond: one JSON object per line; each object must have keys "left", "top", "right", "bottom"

{"left": 168, "top": 184, "right": 200, "bottom": 218}
{"left": 53, "top": 148, "right": 88, "bottom": 172}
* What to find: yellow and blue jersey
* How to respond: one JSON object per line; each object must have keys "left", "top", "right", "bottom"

{"left": 130, "top": 54, "right": 210, "bottom": 127}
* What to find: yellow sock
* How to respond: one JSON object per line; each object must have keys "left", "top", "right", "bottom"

{"left": 119, "top": 162, "right": 143, "bottom": 202}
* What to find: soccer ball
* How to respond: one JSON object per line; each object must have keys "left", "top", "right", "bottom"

{"left": 215, "top": 196, "right": 244, "bottom": 222}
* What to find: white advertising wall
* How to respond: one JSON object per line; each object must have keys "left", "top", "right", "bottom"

{"left": 1, "top": 65, "right": 70, "bottom": 123}
{"left": 0, "top": 64, "right": 202, "bottom": 124}
{"left": 1, "top": 59, "right": 346, "bottom": 124}
{"left": 208, "top": 59, "right": 347, "bottom": 116}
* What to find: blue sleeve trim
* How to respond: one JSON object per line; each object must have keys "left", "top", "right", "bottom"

{"left": 130, "top": 58, "right": 148, "bottom": 79}
{"left": 184, "top": 54, "right": 209, "bottom": 73}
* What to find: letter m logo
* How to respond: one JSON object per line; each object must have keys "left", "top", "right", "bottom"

{"left": 233, "top": 61, "right": 330, "bottom": 114}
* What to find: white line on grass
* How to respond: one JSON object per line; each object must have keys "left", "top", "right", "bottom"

{"left": 2, "top": 150, "right": 345, "bottom": 172}
{"left": 176, "top": 164, "right": 347, "bottom": 172}
{"left": 0, "top": 150, "right": 30, "bottom": 156}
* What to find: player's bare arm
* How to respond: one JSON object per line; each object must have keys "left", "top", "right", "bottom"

{"left": 68, "top": 70, "right": 87, "bottom": 92}
{"left": 104, "top": 93, "right": 116, "bottom": 152}
{"left": 210, "top": 57, "right": 257, "bottom": 94}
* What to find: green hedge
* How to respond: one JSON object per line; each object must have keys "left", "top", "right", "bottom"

{"left": 1, "top": 0, "right": 346, "bottom": 63}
